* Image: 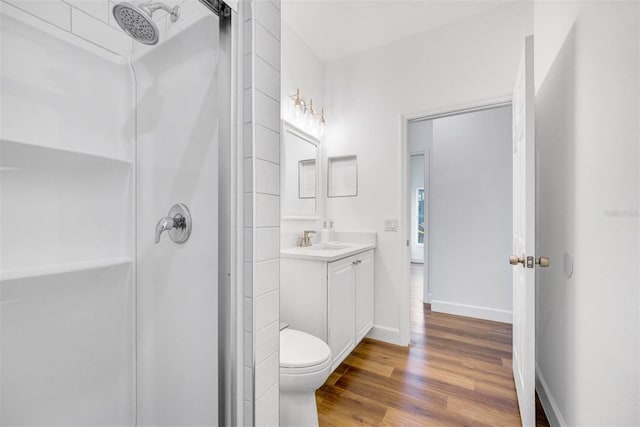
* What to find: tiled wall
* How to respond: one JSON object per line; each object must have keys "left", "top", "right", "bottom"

{"left": 1, "top": 0, "right": 204, "bottom": 57}
{"left": 242, "top": 0, "right": 281, "bottom": 425}
{"left": 2, "top": 0, "right": 134, "bottom": 55}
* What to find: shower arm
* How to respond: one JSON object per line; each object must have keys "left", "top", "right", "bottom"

{"left": 139, "top": 2, "right": 180, "bottom": 21}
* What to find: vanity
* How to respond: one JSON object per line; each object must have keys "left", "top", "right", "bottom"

{"left": 280, "top": 119, "right": 372, "bottom": 372}
{"left": 280, "top": 241, "right": 375, "bottom": 372}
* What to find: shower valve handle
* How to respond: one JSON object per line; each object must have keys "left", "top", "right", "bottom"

{"left": 154, "top": 203, "right": 192, "bottom": 244}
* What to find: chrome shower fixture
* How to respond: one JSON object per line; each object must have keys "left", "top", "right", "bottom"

{"left": 112, "top": 1, "right": 180, "bottom": 45}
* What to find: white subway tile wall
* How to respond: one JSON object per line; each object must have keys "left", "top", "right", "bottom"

{"left": 256, "top": 383, "right": 279, "bottom": 427}
{"left": 255, "top": 194, "right": 280, "bottom": 227}
{"left": 254, "top": 125, "right": 280, "bottom": 164}
{"left": 254, "top": 259, "right": 279, "bottom": 297}
{"left": 255, "top": 159, "right": 280, "bottom": 196}
{"left": 255, "top": 352, "right": 279, "bottom": 397}
{"left": 1, "top": 0, "right": 204, "bottom": 57}
{"left": 255, "top": 291, "right": 279, "bottom": 330}
{"left": 243, "top": 1, "right": 281, "bottom": 425}
{"left": 64, "top": 0, "right": 108, "bottom": 23}
{"left": 71, "top": 6, "right": 132, "bottom": 54}
{"left": 255, "top": 55, "right": 280, "bottom": 101}
{"left": 255, "top": 321, "right": 279, "bottom": 362}
{"left": 4, "top": 0, "right": 72, "bottom": 31}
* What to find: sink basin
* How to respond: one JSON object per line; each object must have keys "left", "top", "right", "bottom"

{"left": 308, "top": 243, "right": 350, "bottom": 250}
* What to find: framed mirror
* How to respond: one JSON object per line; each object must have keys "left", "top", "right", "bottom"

{"left": 281, "top": 120, "right": 321, "bottom": 219}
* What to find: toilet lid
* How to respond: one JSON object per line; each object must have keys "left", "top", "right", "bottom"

{"left": 280, "top": 329, "right": 331, "bottom": 368}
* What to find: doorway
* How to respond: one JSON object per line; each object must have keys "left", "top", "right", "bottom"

{"left": 402, "top": 101, "right": 513, "bottom": 345}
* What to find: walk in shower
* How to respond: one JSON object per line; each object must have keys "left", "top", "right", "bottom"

{"left": 0, "top": 0, "right": 236, "bottom": 424}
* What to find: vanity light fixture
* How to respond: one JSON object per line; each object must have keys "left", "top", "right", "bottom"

{"left": 289, "top": 88, "right": 326, "bottom": 138}
{"left": 306, "top": 99, "right": 315, "bottom": 117}
{"left": 306, "top": 99, "right": 316, "bottom": 131}
{"left": 292, "top": 88, "right": 305, "bottom": 121}
{"left": 318, "top": 108, "right": 325, "bottom": 137}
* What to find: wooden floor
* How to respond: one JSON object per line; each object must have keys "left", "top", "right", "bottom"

{"left": 316, "top": 264, "right": 550, "bottom": 426}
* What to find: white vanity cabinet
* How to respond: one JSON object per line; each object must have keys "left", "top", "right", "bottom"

{"left": 354, "top": 250, "right": 374, "bottom": 342}
{"left": 280, "top": 248, "right": 375, "bottom": 371}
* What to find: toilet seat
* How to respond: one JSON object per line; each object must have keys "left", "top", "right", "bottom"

{"left": 280, "top": 328, "right": 331, "bottom": 374}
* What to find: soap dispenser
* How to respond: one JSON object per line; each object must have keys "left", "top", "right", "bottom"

{"left": 320, "top": 221, "right": 329, "bottom": 243}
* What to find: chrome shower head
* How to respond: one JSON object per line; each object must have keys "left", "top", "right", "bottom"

{"left": 112, "top": 2, "right": 180, "bottom": 45}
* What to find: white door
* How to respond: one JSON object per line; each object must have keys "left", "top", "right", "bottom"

{"left": 511, "top": 35, "right": 537, "bottom": 427}
{"left": 328, "top": 257, "right": 356, "bottom": 370}
{"left": 355, "top": 250, "right": 375, "bottom": 342}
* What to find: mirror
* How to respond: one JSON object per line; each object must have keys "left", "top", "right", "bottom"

{"left": 281, "top": 121, "right": 321, "bottom": 219}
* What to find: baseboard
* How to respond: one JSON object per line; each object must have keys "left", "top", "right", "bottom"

{"left": 536, "top": 364, "right": 567, "bottom": 427}
{"left": 431, "top": 300, "right": 512, "bottom": 324}
{"left": 423, "top": 292, "right": 432, "bottom": 304}
{"left": 410, "top": 258, "right": 424, "bottom": 264}
{"left": 367, "top": 325, "right": 402, "bottom": 345}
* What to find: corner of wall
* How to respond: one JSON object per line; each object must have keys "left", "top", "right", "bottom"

{"left": 536, "top": 365, "right": 567, "bottom": 427}
{"left": 242, "top": 1, "right": 282, "bottom": 425}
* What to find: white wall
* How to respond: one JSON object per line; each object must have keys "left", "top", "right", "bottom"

{"left": 281, "top": 21, "right": 325, "bottom": 116}
{"left": 1, "top": 0, "right": 134, "bottom": 56}
{"left": 280, "top": 18, "right": 326, "bottom": 247}
{"left": 429, "top": 106, "right": 512, "bottom": 322}
{"left": 323, "top": 2, "right": 532, "bottom": 344}
{"left": 409, "top": 154, "right": 425, "bottom": 263}
{"left": 534, "top": 1, "right": 639, "bottom": 425}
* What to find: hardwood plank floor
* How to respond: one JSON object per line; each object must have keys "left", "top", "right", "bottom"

{"left": 316, "top": 264, "right": 550, "bottom": 426}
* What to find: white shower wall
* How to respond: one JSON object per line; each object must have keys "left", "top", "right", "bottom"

{"left": 133, "top": 9, "right": 220, "bottom": 426}
{"left": 1, "top": 1, "right": 223, "bottom": 425}
{"left": 0, "top": 10, "right": 135, "bottom": 426}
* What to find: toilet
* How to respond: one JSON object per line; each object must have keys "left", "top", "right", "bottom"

{"left": 279, "top": 327, "right": 332, "bottom": 427}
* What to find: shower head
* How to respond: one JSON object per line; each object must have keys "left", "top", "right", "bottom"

{"left": 112, "top": 1, "right": 180, "bottom": 45}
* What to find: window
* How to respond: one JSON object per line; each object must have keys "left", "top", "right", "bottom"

{"left": 416, "top": 188, "right": 424, "bottom": 245}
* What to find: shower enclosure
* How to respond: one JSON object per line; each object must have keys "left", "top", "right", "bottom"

{"left": 0, "top": 0, "right": 238, "bottom": 424}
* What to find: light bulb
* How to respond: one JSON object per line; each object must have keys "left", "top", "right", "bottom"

{"left": 293, "top": 89, "right": 304, "bottom": 122}
{"left": 306, "top": 99, "right": 315, "bottom": 129}
{"left": 318, "top": 109, "right": 325, "bottom": 137}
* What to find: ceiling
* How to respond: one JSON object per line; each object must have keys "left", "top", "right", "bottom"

{"left": 281, "top": 0, "right": 511, "bottom": 62}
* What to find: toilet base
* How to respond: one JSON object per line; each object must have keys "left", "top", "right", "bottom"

{"left": 280, "top": 389, "right": 320, "bottom": 427}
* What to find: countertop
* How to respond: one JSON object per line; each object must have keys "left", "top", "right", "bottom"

{"left": 280, "top": 242, "right": 376, "bottom": 262}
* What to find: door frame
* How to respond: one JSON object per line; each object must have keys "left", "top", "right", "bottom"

{"left": 398, "top": 95, "right": 512, "bottom": 346}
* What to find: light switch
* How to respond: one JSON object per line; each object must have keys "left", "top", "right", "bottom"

{"left": 384, "top": 219, "right": 397, "bottom": 232}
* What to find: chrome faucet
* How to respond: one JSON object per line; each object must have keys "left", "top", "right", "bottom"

{"left": 155, "top": 203, "right": 192, "bottom": 244}
{"left": 155, "top": 216, "right": 180, "bottom": 243}
{"left": 300, "top": 230, "right": 316, "bottom": 247}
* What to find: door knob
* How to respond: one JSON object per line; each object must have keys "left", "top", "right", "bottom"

{"left": 509, "top": 255, "right": 525, "bottom": 266}
{"left": 536, "top": 256, "right": 550, "bottom": 267}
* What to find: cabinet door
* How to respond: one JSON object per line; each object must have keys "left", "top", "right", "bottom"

{"left": 355, "top": 250, "right": 374, "bottom": 342}
{"left": 328, "top": 256, "right": 356, "bottom": 370}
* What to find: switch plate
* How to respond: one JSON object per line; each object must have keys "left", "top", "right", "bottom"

{"left": 384, "top": 219, "right": 397, "bottom": 232}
